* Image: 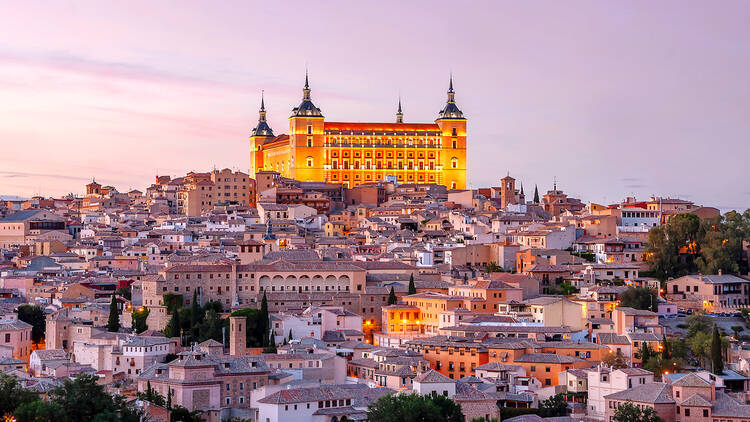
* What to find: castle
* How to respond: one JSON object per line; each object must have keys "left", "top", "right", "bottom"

{"left": 249, "top": 74, "right": 467, "bottom": 189}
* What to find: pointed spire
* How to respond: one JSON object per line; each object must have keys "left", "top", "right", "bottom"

{"left": 520, "top": 182, "right": 524, "bottom": 196}
{"left": 260, "top": 90, "right": 265, "bottom": 111}
{"left": 447, "top": 74, "right": 456, "bottom": 104}
{"left": 449, "top": 72, "right": 454, "bottom": 93}
{"left": 396, "top": 96, "right": 403, "bottom": 123}
{"left": 554, "top": 176, "right": 557, "bottom": 191}
{"left": 302, "top": 69, "right": 311, "bottom": 100}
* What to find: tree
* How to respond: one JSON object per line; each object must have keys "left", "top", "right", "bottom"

{"left": 190, "top": 291, "right": 202, "bottom": 341}
{"left": 288, "top": 329, "right": 293, "bottom": 342}
{"left": 533, "top": 185, "right": 540, "bottom": 203}
{"left": 115, "top": 286, "right": 132, "bottom": 301}
{"left": 14, "top": 400, "right": 66, "bottom": 422}
{"left": 200, "top": 309, "right": 223, "bottom": 343}
{"left": 639, "top": 341, "right": 652, "bottom": 363}
{"left": 137, "top": 380, "right": 166, "bottom": 407}
{"left": 619, "top": 287, "right": 658, "bottom": 312}
{"left": 711, "top": 325, "right": 724, "bottom": 374}
{"left": 366, "top": 393, "right": 464, "bottom": 422}
{"left": 686, "top": 314, "right": 712, "bottom": 337}
{"left": 538, "top": 393, "right": 567, "bottom": 417}
{"left": 229, "top": 308, "right": 267, "bottom": 348}
{"left": 164, "top": 308, "right": 182, "bottom": 339}
{"left": 166, "top": 387, "right": 172, "bottom": 410}
{"left": 107, "top": 294, "right": 121, "bottom": 332}
{"left": 661, "top": 334, "right": 670, "bottom": 360}
{"left": 387, "top": 287, "right": 397, "bottom": 305}
{"left": 16, "top": 304, "right": 46, "bottom": 344}
{"left": 264, "top": 321, "right": 277, "bottom": 354}
{"left": 170, "top": 405, "right": 203, "bottom": 422}
{"left": 260, "top": 292, "right": 269, "bottom": 347}
{"left": 132, "top": 307, "right": 149, "bottom": 334}
{"left": 0, "top": 374, "right": 38, "bottom": 417}
{"left": 48, "top": 373, "right": 140, "bottom": 422}
{"left": 486, "top": 262, "right": 502, "bottom": 273}
{"left": 612, "top": 401, "right": 663, "bottom": 422}
{"left": 602, "top": 350, "right": 628, "bottom": 369}
{"left": 408, "top": 274, "right": 417, "bottom": 295}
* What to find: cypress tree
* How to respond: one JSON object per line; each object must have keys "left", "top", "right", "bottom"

{"left": 165, "top": 309, "right": 181, "bottom": 340}
{"left": 388, "top": 287, "right": 397, "bottom": 305}
{"left": 408, "top": 274, "right": 417, "bottom": 295}
{"left": 265, "top": 320, "right": 277, "bottom": 353}
{"left": 166, "top": 388, "right": 172, "bottom": 410}
{"left": 533, "top": 185, "right": 540, "bottom": 203}
{"left": 661, "top": 333, "right": 670, "bottom": 360}
{"left": 288, "top": 329, "right": 293, "bottom": 342}
{"left": 107, "top": 294, "right": 121, "bottom": 332}
{"left": 190, "top": 290, "right": 201, "bottom": 341}
{"left": 260, "top": 291, "right": 269, "bottom": 346}
{"left": 711, "top": 325, "right": 724, "bottom": 374}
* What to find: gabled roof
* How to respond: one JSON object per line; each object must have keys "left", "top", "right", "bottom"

{"left": 414, "top": 369, "right": 454, "bottom": 384}
{"left": 604, "top": 382, "right": 674, "bottom": 404}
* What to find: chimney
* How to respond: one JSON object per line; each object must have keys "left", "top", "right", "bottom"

{"left": 718, "top": 269, "right": 722, "bottom": 276}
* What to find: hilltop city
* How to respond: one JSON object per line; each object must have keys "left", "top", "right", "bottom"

{"left": 1, "top": 77, "right": 750, "bottom": 422}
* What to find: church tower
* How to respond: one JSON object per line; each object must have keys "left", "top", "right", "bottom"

{"left": 435, "top": 75, "right": 467, "bottom": 190}
{"left": 249, "top": 92, "right": 275, "bottom": 176}
{"left": 289, "top": 71, "right": 325, "bottom": 182}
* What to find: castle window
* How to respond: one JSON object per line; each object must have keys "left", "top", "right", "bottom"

{"left": 451, "top": 181, "right": 456, "bottom": 189}
{"left": 307, "top": 136, "right": 312, "bottom": 147}
{"left": 451, "top": 157, "right": 458, "bottom": 168}
{"left": 452, "top": 128, "right": 457, "bottom": 136}
{"left": 452, "top": 140, "right": 457, "bottom": 148}
{"left": 306, "top": 157, "right": 313, "bottom": 167}
{"left": 307, "top": 125, "right": 313, "bottom": 134}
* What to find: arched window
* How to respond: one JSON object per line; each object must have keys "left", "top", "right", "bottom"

{"left": 451, "top": 157, "right": 458, "bottom": 168}
{"left": 306, "top": 156, "right": 313, "bottom": 167}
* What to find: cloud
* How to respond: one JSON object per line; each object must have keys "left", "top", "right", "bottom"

{"left": 0, "top": 49, "right": 242, "bottom": 92}
{"left": 624, "top": 184, "right": 647, "bottom": 189}
{"left": 0, "top": 171, "right": 91, "bottom": 181}
{"left": 621, "top": 177, "right": 642, "bottom": 182}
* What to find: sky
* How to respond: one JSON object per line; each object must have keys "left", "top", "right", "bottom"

{"left": 1, "top": 1, "right": 749, "bottom": 211}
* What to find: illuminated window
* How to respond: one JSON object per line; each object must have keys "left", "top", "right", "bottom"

{"left": 451, "top": 157, "right": 458, "bottom": 168}
{"left": 306, "top": 157, "right": 313, "bottom": 167}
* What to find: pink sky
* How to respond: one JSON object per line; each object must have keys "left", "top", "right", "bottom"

{"left": 1, "top": 1, "right": 749, "bottom": 211}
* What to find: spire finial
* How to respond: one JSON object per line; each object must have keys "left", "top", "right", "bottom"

{"left": 449, "top": 72, "right": 454, "bottom": 93}
{"left": 396, "top": 95, "right": 403, "bottom": 123}
{"left": 305, "top": 67, "right": 309, "bottom": 90}
{"left": 554, "top": 176, "right": 557, "bottom": 191}
{"left": 260, "top": 90, "right": 265, "bottom": 111}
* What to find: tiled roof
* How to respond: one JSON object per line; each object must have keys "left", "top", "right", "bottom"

{"left": 414, "top": 369, "right": 454, "bottom": 384}
{"left": 711, "top": 391, "right": 750, "bottom": 417}
{"left": 514, "top": 353, "right": 583, "bottom": 364}
{"left": 604, "top": 382, "right": 674, "bottom": 404}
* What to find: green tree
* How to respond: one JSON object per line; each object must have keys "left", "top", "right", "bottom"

{"left": 288, "top": 329, "right": 293, "bottom": 342}
{"left": 619, "top": 287, "right": 658, "bottom": 311}
{"left": 639, "top": 342, "right": 652, "bottom": 363}
{"left": 107, "top": 294, "right": 121, "bottom": 332}
{"left": 264, "top": 321, "right": 277, "bottom": 353}
{"left": 137, "top": 380, "right": 166, "bottom": 407}
{"left": 260, "top": 291, "right": 269, "bottom": 347}
{"left": 164, "top": 308, "right": 182, "bottom": 339}
{"left": 686, "top": 314, "right": 712, "bottom": 337}
{"left": 229, "top": 308, "right": 267, "bottom": 348}
{"left": 388, "top": 287, "right": 397, "bottom": 305}
{"left": 190, "top": 290, "right": 202, "bottom": 341}
{"left": 408, "top": 274, "right": 417, "bottom": 295}
{"left": 132, "top": 307, "right": 149, "bottom": 334}
{"left": 49, "top": 373, "right": 140, "bottom": 422}
{"left": 16, "top": 304, "right": 46, "bottom": 344}
{"left": 538, "top": 393, "right": 567, "bottom": 417}
{"left": 115, "top": 286, "right": 132, "bottom": 301}
{"left": 602, "top": 350, "right": 628, "bottom": 369}
{"left": 688, "top": 331, "right": 712, "bottom": 368}
{"left": 711, "top": 325, "right": 724, "bottom": 374}
{"left": 170, "top": 405, "right": 203, "bottom": 422}
{"left": 366, "top": 393, "right": 464, "bottom": 422}
{"left": 486, "top": 262, "right": 502, "bottom": 273}
{"left": 0, "top": 374, "right": 38, "bottom": 417}
{"left": 612, "top": 401, "right": 663, "bottom": 422}
{"left": 661, "top": 334, "right": 670, "bottom": 360}
{"left": 533, "top": 185, "right": 540, "bottom": 203}
{"left": 200, "top": 309, "right": 223, "bottom": 343}
{"left": 14, "top": 400, "right": 66, "bottom": 422}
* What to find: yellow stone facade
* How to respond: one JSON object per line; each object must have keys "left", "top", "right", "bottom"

{"left": 249, "top": 76, "right": 467, "bottom": 189}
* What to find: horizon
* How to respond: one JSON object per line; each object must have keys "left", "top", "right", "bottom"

{"left": 1, "top": 1, "right": 749, "bottom": 212}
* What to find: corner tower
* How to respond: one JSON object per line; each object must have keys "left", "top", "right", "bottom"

{"left": 435, "top": 75, "right": 467, "bottom": 190}
{"left": 249, "top": 92, "right": 275, "bottom": 176}
{"left": 289, "top": 71, "right": 325, "bottom": 182}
